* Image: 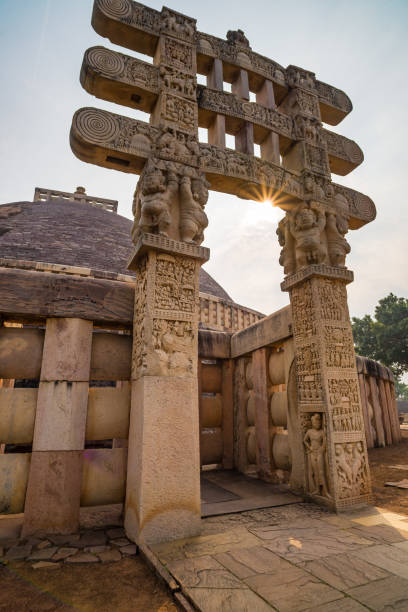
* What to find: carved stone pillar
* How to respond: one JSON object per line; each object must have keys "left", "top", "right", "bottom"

{"left": 278, "top": 198, "right": 372, "bottom": 510}
{"left": 126, "top": 235, "right": 209, "bottom": 545}
{"left": 124, "top": 6, "right": 211, "bottom": 547}
{"left": 207, "top": 59, "right": 226, "bottom": 147}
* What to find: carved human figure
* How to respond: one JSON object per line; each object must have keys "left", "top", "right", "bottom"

{"left": 335, "top": 443, "right": 352, "bottom": 496}
{"left": 288, "top": 203, "right": 327, "bottom": 269}
{"left": 326, "top": 193, "right": 351, "bottom": 267}
{"left": 303, "top": 413, "right": 331, "bottom": 498}
{"left": 152, "top": 319, "right": 194, "bottom": 376}
{"left": 179, "top": 175, "right": 209, "bottom": 244}
{"left": 137, "top": 166, "right": 178, "bottom": 237}
{"left": 226, "top": 29, "right": 250, "bottom": 47}
{"left": 277, "top": 217, "right": 296, "bottom": 275}
{"left": 304, "top": 175, "right": 325, "bottom": 201}
{"left": 351, "top": 441, "right": 364, "bottom": 495}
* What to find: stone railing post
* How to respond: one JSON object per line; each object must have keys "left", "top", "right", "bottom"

{"left": 22, "top": 318, "right": 92, "bottom": 535}
{"left": 256, "top": 79, "right": 280, "bottom": 164}
{"left": 207, "top": 58, "right": 226, "bottom": 147}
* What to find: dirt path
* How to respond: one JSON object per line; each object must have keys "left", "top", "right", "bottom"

{"left": 368, "top": 429, "right": 408, "bottom": 515}
{"left": 0, "top": 557, "right": 179, "bottom": 612}
{"left": 1, "top": 432, "right": 406, "bottom": 611}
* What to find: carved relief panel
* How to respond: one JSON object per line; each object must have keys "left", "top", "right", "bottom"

{"left": 302, "top": 411, "right": 331, "bottom": 499}
{"left": 334, "top": 441, "right": 370, "bottom": 500}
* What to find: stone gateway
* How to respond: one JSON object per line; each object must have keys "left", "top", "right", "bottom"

{"left": 68, "top": 0, "right": 377, "bottom": 543}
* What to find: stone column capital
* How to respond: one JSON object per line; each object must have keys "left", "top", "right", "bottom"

{"left": 128, "top": 232, "right": 210, "bottom": 271}
{"left": 281, "top": 264, "right": 353, "bottom": 291}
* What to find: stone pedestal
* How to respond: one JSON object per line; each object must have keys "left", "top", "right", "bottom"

{"left": 282, "top": 265, "right": 372, "bottom": 510}
{"left": 125, "top": 234, "right": 209, "bottom": 545}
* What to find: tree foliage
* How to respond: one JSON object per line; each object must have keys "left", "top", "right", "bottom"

{"left": 352, "top": 293, "right": 408, "bottom": 385}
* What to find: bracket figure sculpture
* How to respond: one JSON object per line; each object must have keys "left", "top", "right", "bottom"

{"left": 70, "top": 0, "right": 375, "bottom": 539}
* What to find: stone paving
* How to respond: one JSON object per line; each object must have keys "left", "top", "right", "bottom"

{"left": 2, "top": 503, "right": 408, "bottom": 610}
{"left": 0, "top": 527, "right": 137, "bottom": 569}
{"left": 150, "top": 503, "right": 408, "bottom": 611}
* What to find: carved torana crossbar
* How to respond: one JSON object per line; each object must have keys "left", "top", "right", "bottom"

{"left": 70, "top": 0, "right": 376, "bottom": 230}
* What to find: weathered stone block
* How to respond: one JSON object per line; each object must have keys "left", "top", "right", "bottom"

{"left": 0, "top": 388, "right": 37, "bottom": 444}
{"left": 33, "top": 382, "right": 88, "bottom": 451}
{"left": 231, "top": 306, "right": 292, "bottom": 358}
{"left": 200, "top": 428, "right": 223, "bottom": 465}
{"left": 81, "top": 448, "right": 127, "bottom": 507}
{"left": 40, "top": 318, "right": 92, "bottom": 382}
{"left": 125, "top": 376, "right": 201, "bottom": 546}
{"left": 0, "top": 328, "right": 44, "bottom": 380}
{"left": 86, "top": 385, "right": 131, "bottom": 441}
{"left": 0, "top": 453, "right": 31, "bottom": 514}
{"left": 22, "top": 451, "right": 82, "bottom": 536}
{"left": 200, "top": 394, "right": 222, "bottom": 428}
{"left": 90, "top": 333, "right": 132, "bottom": 381}
{"left": 201, "top": 364, "right": 222, "bottom": 393}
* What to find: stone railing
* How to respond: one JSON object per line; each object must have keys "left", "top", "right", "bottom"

{"left": 0, "top": 259, "right": 400, "bottom": 536}
{"left": 34, "top": 186, "right": 118, "bottom": 213}
{"left": 199, "top": 291, "right": 264, "bottom": 332}
{"left": 356, "top": 356, "right": 401, "bottom": 448}
{"left": 0, "top": 259, "right": 262, "bottom": 535}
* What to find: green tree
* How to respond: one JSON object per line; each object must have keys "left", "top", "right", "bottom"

{"left": 352, "top": 293, "right": 408, "bottom": 384}
{"left": 395, "top": 380, "right": 408, "bottom": 401}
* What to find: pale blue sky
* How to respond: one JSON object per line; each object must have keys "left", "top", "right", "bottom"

{"left": 0, "top": 0, "right": 407, "bottom": 317}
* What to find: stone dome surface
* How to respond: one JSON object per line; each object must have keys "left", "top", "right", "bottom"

{"left": 0, "top": 199, "right": 233, "bottom": 301}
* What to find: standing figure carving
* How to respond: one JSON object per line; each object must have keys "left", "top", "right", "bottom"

{"left": 133, "top": 165, "right": 178, "bottom": 238}
{"left": 179, "top": 175, "right": 209, "bottom": 244}
{"left": 326, "top": 193, "right": 351, "bottom": 267}
{"left": 277, "top": 217, "right": 296, "bottom": 275}
{"left": 304, "top": 413, "right": 331, "bottom": 498}
{"left": 289, "top": 203, "right": 327, "bottom": 270}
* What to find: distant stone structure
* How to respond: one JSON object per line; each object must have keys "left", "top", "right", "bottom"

{"left": 68, "top": 0, "right": 378, "bottom": 540}
{"left": 34, "top": 186, "right": 118, "bottom": 213}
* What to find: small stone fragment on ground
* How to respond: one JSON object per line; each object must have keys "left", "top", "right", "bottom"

{"left": 32, "top": 561, "right": 60, "bottom": 570}
{"left": 76, "top": 532, "right": 107, "bottom": 548}
{"left": 106, "top": 528, "right": 126, "bottom": 539}
{"left": 28, "top": 547, "right": 58, "bottom": 560}
{"left": 37, "top": 540, "right": 52, "bottom": 550}
{"left": 85, "top": 545, "right": 110, "bottom": 554}
{"left": 49, "top": 534, "right": 80, "bottom": 546}
{"left": 52, "top": 547, "right": 78, "bottom": 561}
{"left": 65, "top": 553, "right": 99, "bottom": 564}
{"left": 5, "top": 545, "right": 32, "bottom": 560}
{"left": 111, "top": 538, "right": 130, "bottom": 547}
{"left": 120, "top": 544, "right": 137, "bottom": 556}
{"left": 98, "top": 549, "right": 122, "bottom": 562}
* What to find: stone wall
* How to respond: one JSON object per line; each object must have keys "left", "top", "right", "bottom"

{"left": 0, "top": 275, "right": 400, "bottom": 532}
